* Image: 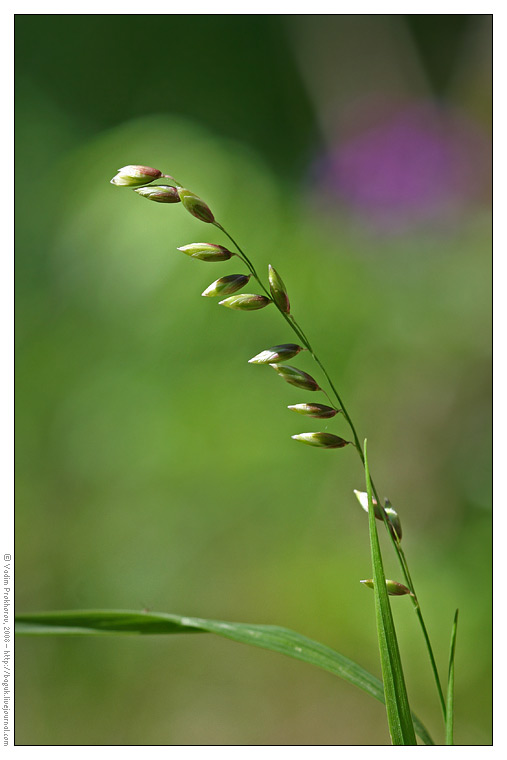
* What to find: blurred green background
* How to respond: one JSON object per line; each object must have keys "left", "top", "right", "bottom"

{"left": 15, "top": 14, "right": 491, "bottom": 745}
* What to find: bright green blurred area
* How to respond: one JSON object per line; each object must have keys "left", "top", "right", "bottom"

{"left": 15, "top": 15, "right": 491, "bottom": 745}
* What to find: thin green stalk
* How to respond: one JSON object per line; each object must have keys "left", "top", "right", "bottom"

{"left": 372, "top": 504, "right": 445, "bottom": 718}
{"left": 215, "top": 218, "right": 446, "bottom": 724}
{"left": 214, "top": 222, "right": 311, "bottom": 350}
{"left": 398, "top": 545, "right": 447, "bottom": 719}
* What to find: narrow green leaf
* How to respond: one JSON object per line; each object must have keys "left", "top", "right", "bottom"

{"left": 364, "top": 440, "right": 417, "bottom": 745}
{"left": 445, "top": 609, "right": 459, "bottom": 745}
{"left": 16, "top": 609, "right": 433, "bottom": 745}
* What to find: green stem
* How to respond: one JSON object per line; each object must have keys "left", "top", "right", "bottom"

{"left": 398, "top": 546, "right": 447, "bottom": 718}
{"left": 291, "top": 316, "right": 445, "bottom": 719}
{"left": 214, "top": 222, "right": 310, "bottom": 346}
{"left": 214, "top": 218, "right": 447, "bottom": 725}
{"left": 162, "top": 173, "right": 182, "bottom": 185}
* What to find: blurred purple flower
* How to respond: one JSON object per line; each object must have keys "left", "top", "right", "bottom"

{"left": 313, "top": 99, "right": 490, "bottom": 232}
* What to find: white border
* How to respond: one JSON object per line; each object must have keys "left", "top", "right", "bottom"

{"left": 4, "top": 4, "right": 498, "bottom": 754}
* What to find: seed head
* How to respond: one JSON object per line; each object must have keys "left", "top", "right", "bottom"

{"left": 287, "top": 403, "right": 338, "bottom": 419}
{"left": 201, "top": 274, "right": 251, "bottom": 297}
{"left": 360, "top": 579, "right": 413, "bottom": 597}
{"left": 219, "top": 294, "right": 272, "bottom": 311}
{"left": 110, "top": 165, "right": 162, "bottom": 186}
{"left": 353, "top": 490, "right": 402, "bottom": 540}
{"left": 134, "top": 185, "right": 181, "bottom": 203}
{"left": 248, "top": 344, "right": 304, "bottom": 364}
{"left": 268, "top": 265, "right": 290, "bottom": 314}
{"left": 354, "top": 490, "right": 383, "bottom": 520}
{"left": 291, "top": 432, "right": 350, "bottom": 449}
{"left": 177, "top": 187, "right": 215, "bottom": 223}
{"left": 384, "top": 499, "right": 402, "bottom": 541}
{"left": 177, "top": 243, "right": 234, "bottom": 262}
{"left": 270, "top": 364, "right": 320, "bottom": 391}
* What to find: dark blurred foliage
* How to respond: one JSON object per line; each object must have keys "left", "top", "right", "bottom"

{"left": 15, "top": 14, "right": 491, "bottom": 745}
{"left": 15, "top": 15, "right": 319, "bottom": 179}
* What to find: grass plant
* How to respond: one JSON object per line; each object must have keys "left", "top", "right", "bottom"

{"left": 16, "top": 165, "right": 461, "bottom": 746}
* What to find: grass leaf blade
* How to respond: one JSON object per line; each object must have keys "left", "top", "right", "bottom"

{"left": 16, "top": 609, "right": 433, "bottom": 745}
{"left": 445, "top": 609, "right": 459, "bottom": 745}
{"left": 364, "top": 440, "right": 417, "bottom": 745}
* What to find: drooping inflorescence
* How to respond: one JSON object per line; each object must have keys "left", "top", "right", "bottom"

{"left": 109, "top": 163, "right": 353, "bottom": 458}
{"left": 110, "top": 162, "right": 413, "bottom": 645}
